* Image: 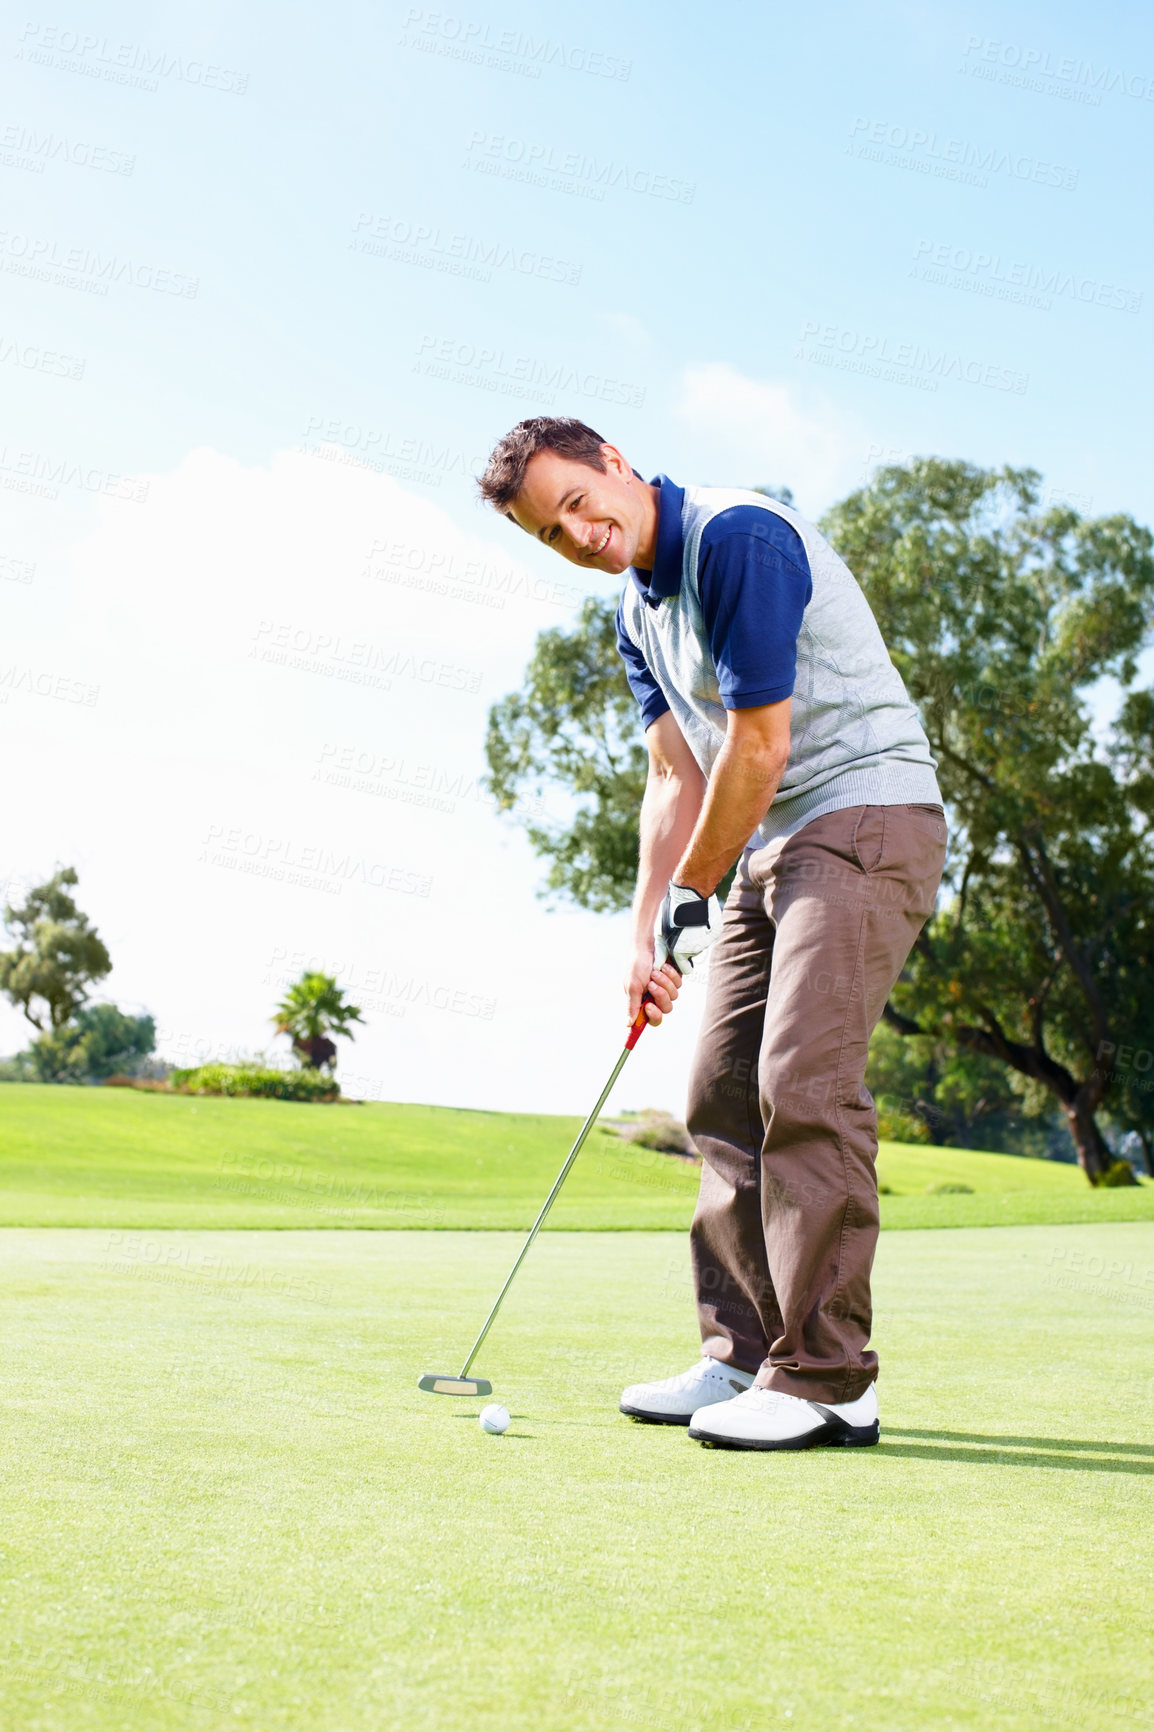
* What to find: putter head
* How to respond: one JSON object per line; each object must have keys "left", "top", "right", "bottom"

{"left": 418, "top": 1372, "right": 493, "bottom": 1397}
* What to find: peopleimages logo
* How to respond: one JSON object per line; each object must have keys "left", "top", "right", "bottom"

{"left": 0, "top": 445, "right": 149, "bottom": 502}
{"left": 960, "top": 36, "right": 1154, "bottom": 102}
{"left": 299, "top": 414, "right": 485, "bottom": 490}
{"left": 315, "top": 744, "right": 490, "bottom": 814}
{"left": 264, "top": 947, "right": 497, "bottom": 1023}
{"left": 16, "top": 22, "right": 249, "bottom": 93}
{"left": 362, "top": 536, "right": 584, "bottom": 611}
{"left": 0, "top": 664, "right": 99, "bottom": 705}
{"left": 0, "top": 333, "right": 86, "bottom": 379}
{"left": 911, "top": 239, "right": 1142, "bottom": 315}
{"left": 351, "top": 211, "right": 581, "bottom": 286}
{"left": 0, "top": 553, "right": 36, "bottom": 583}
{"left": 313, "top": 740, "right": 549, "bottom": 825}
{"left": 199, "top": 825, "right": 434, "bottom": 899}
{"left": 0, "top": 228, "right": 199, "bottom": 297}
{"left": 249, "top": 620, "right": 483, "bottom": 695}
{"left": 463, "top": 131, "right": 695, "bottom": 203}
{"left": 0, "top": 122, "right": 134, "bottom": 175}
{"left": 847, "top": 117, "right": 1078, "bottom": 190}
{"left": 795, "top": 321, "right": 1028, "bottom": 395}
{"left": 414, "top": 333, "right": 646, "bottom": 409}
{"left": 398, "top": 9, "right": 631, "bottom": 81}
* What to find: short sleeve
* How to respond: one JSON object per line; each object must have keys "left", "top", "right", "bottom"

{"left": 615, "top": 598, "right": 670, "bottom": 730}
{"left": 697, "top": 506, "right": 813, "bottom": 709}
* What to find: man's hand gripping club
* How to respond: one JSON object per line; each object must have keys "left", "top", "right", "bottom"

{"left": 626, "top": 702, "right": 790, "bottom": 1033}
{"left": 627, "top": 883, "right": 724, "bottom": 1036}
{"left": 655, "top": 883, "right": 725, "bottom": 975}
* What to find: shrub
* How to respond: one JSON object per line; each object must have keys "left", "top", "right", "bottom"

{"left": 1101, "top": 1159, "right": 1139, "bottom": 1189}
{"left": 925, "top": 1181, "right": 974, "bottom": 1195}
{"left": 875, "top": 1097, "right": 932, "bottom": 1144}
{"left": 171, "top": 1063, "right": 339, "bottom": 1102}
{"left": 614, "top": 1110, "right": 698, "bottom": 1157}
{"left": 27, "top": 1005, "right": 156, "bottom": 1084}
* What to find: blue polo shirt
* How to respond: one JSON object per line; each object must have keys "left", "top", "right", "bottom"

{"left": 614, "top": 475, "right": 813, "bottom": 730}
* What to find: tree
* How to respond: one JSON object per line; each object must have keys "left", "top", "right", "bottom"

{"left": 823, "top": 460, "right": 1154, "bottom": 1184}
{"left": 1098, "top": 1018, "right": 1154, "bottom": 1176}
{"left": 865, "top": 1017, "right": 1070, "bottom": 1160}
{"left": 0, "top": 868, "right": 112, "bottom": 1031}
{"left": 485, "top": 595, "right": 649, "bottom": 911}
{"left": 272, "top": 973, "right": 364, "bottom": 1070}
{"left": 485, "top": 463, "right": 1154, "bottom": 1182}
{"left": 28, "top": 1005, "right": 156, "bottom": 1084}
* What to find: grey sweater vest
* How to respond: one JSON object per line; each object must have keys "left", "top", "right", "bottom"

{"left": 619, "top": 486, "right": 942, "bottom": 847}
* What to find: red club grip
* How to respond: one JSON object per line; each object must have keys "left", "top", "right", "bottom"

{"left": 625, "top": 992, "right": 655, "bottom": 1051}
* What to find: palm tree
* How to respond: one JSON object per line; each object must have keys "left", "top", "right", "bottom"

{"left": 272, "top": 973, "right": 365, "bottom": 1071}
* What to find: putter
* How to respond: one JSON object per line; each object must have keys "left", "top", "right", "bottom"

{"left": 418, "top": 998, "right": 654, "bottom": 1397}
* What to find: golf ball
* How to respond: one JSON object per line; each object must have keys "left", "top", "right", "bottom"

{"left": 479, "top": 1403, "right": 510, "bottom": 1435}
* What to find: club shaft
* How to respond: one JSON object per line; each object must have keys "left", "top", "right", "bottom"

{"left": 458, "top": 1039, "right": 635, "bottom": 1378}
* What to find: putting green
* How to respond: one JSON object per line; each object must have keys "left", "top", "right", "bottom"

{"left": 1, "top": 1225, "right": 1151, "bottom": 1730}
{"left": 2, "top": 1084, "right": 1150, "bottom": 1232}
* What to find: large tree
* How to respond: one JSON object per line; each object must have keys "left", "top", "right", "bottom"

{"left": 0, "top": 868, "right": 112, "bottom": 1031}
{"left": 824, "top": 461, "right": 1153, "bottom": 1183}
{"left": 485, "top": 462, "right": 1154, "bottom": 1182}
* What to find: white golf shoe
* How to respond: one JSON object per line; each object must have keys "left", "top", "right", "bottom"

{"left": 688, "top": 1383, "right": 880, "bottom": 1450}
{"left": 620, "top": 1357, "right": 755, "bottom": 1425}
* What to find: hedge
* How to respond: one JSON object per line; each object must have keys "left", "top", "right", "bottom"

{"left": 169, "top": 1064, "right": 340, "bottom": 1102}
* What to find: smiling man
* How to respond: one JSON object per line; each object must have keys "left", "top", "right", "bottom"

{"left": 478, "top": 417, "right": 947, "bottom": 1452}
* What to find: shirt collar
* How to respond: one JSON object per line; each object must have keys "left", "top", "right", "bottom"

{"left": 628, "top": 474, "right": 684, "bottom": 606}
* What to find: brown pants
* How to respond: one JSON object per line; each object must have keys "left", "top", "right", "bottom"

{"left": 685, "top": 803, "right": 947, "bottom": 1403}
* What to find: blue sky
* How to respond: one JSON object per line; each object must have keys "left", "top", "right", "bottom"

{"left": 1, "top": 0, "right": 1151, "bottom": 1113}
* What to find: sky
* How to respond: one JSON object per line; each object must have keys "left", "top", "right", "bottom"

{"left": 1, "top": 0, "right": 1151, "bottom": 1115}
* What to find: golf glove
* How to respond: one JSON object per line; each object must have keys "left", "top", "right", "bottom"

{"left": 654, "top": 883, "right": 723, "bottom": 976}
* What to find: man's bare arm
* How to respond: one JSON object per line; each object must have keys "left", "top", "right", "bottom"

{"left": 673, "top": 699, "right": 792, "bottom": 896}
{"left": 625, "top": 712, "right": 706, "bottom": 1027}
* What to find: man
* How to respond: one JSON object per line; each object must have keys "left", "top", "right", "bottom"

{"left": 478, "top": 417, "right": 947, "bottom": 1451}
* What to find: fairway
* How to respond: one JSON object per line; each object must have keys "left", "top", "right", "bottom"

{"left": 2, "top": 1084, "right": 1151, "bottom": 1233}
{"left": 1, "top": 1223, "right": 1151, "bottom": 1731}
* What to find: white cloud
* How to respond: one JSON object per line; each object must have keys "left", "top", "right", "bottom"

{"left": 0, "top": 446, "right": 706, "bottom": 1116}
{"left": 673, "top": 362, "right": 865, "bottom": 518}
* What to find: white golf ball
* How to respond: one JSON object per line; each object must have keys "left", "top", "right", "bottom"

{"left": 479, "top": 1403, "right": 510, "bottom": 1435}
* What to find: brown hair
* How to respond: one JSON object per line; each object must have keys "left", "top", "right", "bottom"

{"left": 477, "top": 416, "right": 610, "bottom": 515}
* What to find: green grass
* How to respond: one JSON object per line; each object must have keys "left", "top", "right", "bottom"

{"left": 1, "top": 1083, "right": 1151, "bottom": 1232}
{"left": 1, "top": 1223, "right": 1152, "bottom": 1730}
{"left": 0, "top": 1083, "right": 694, "bottom": 1230}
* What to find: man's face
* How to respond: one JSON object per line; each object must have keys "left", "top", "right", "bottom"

{"left": 509, "top": 445, "right": 654, "bottom": 574}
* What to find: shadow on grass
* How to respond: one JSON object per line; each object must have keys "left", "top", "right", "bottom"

{"left": 884, "top": 1427, "right": 1154, "bottom": 1475}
